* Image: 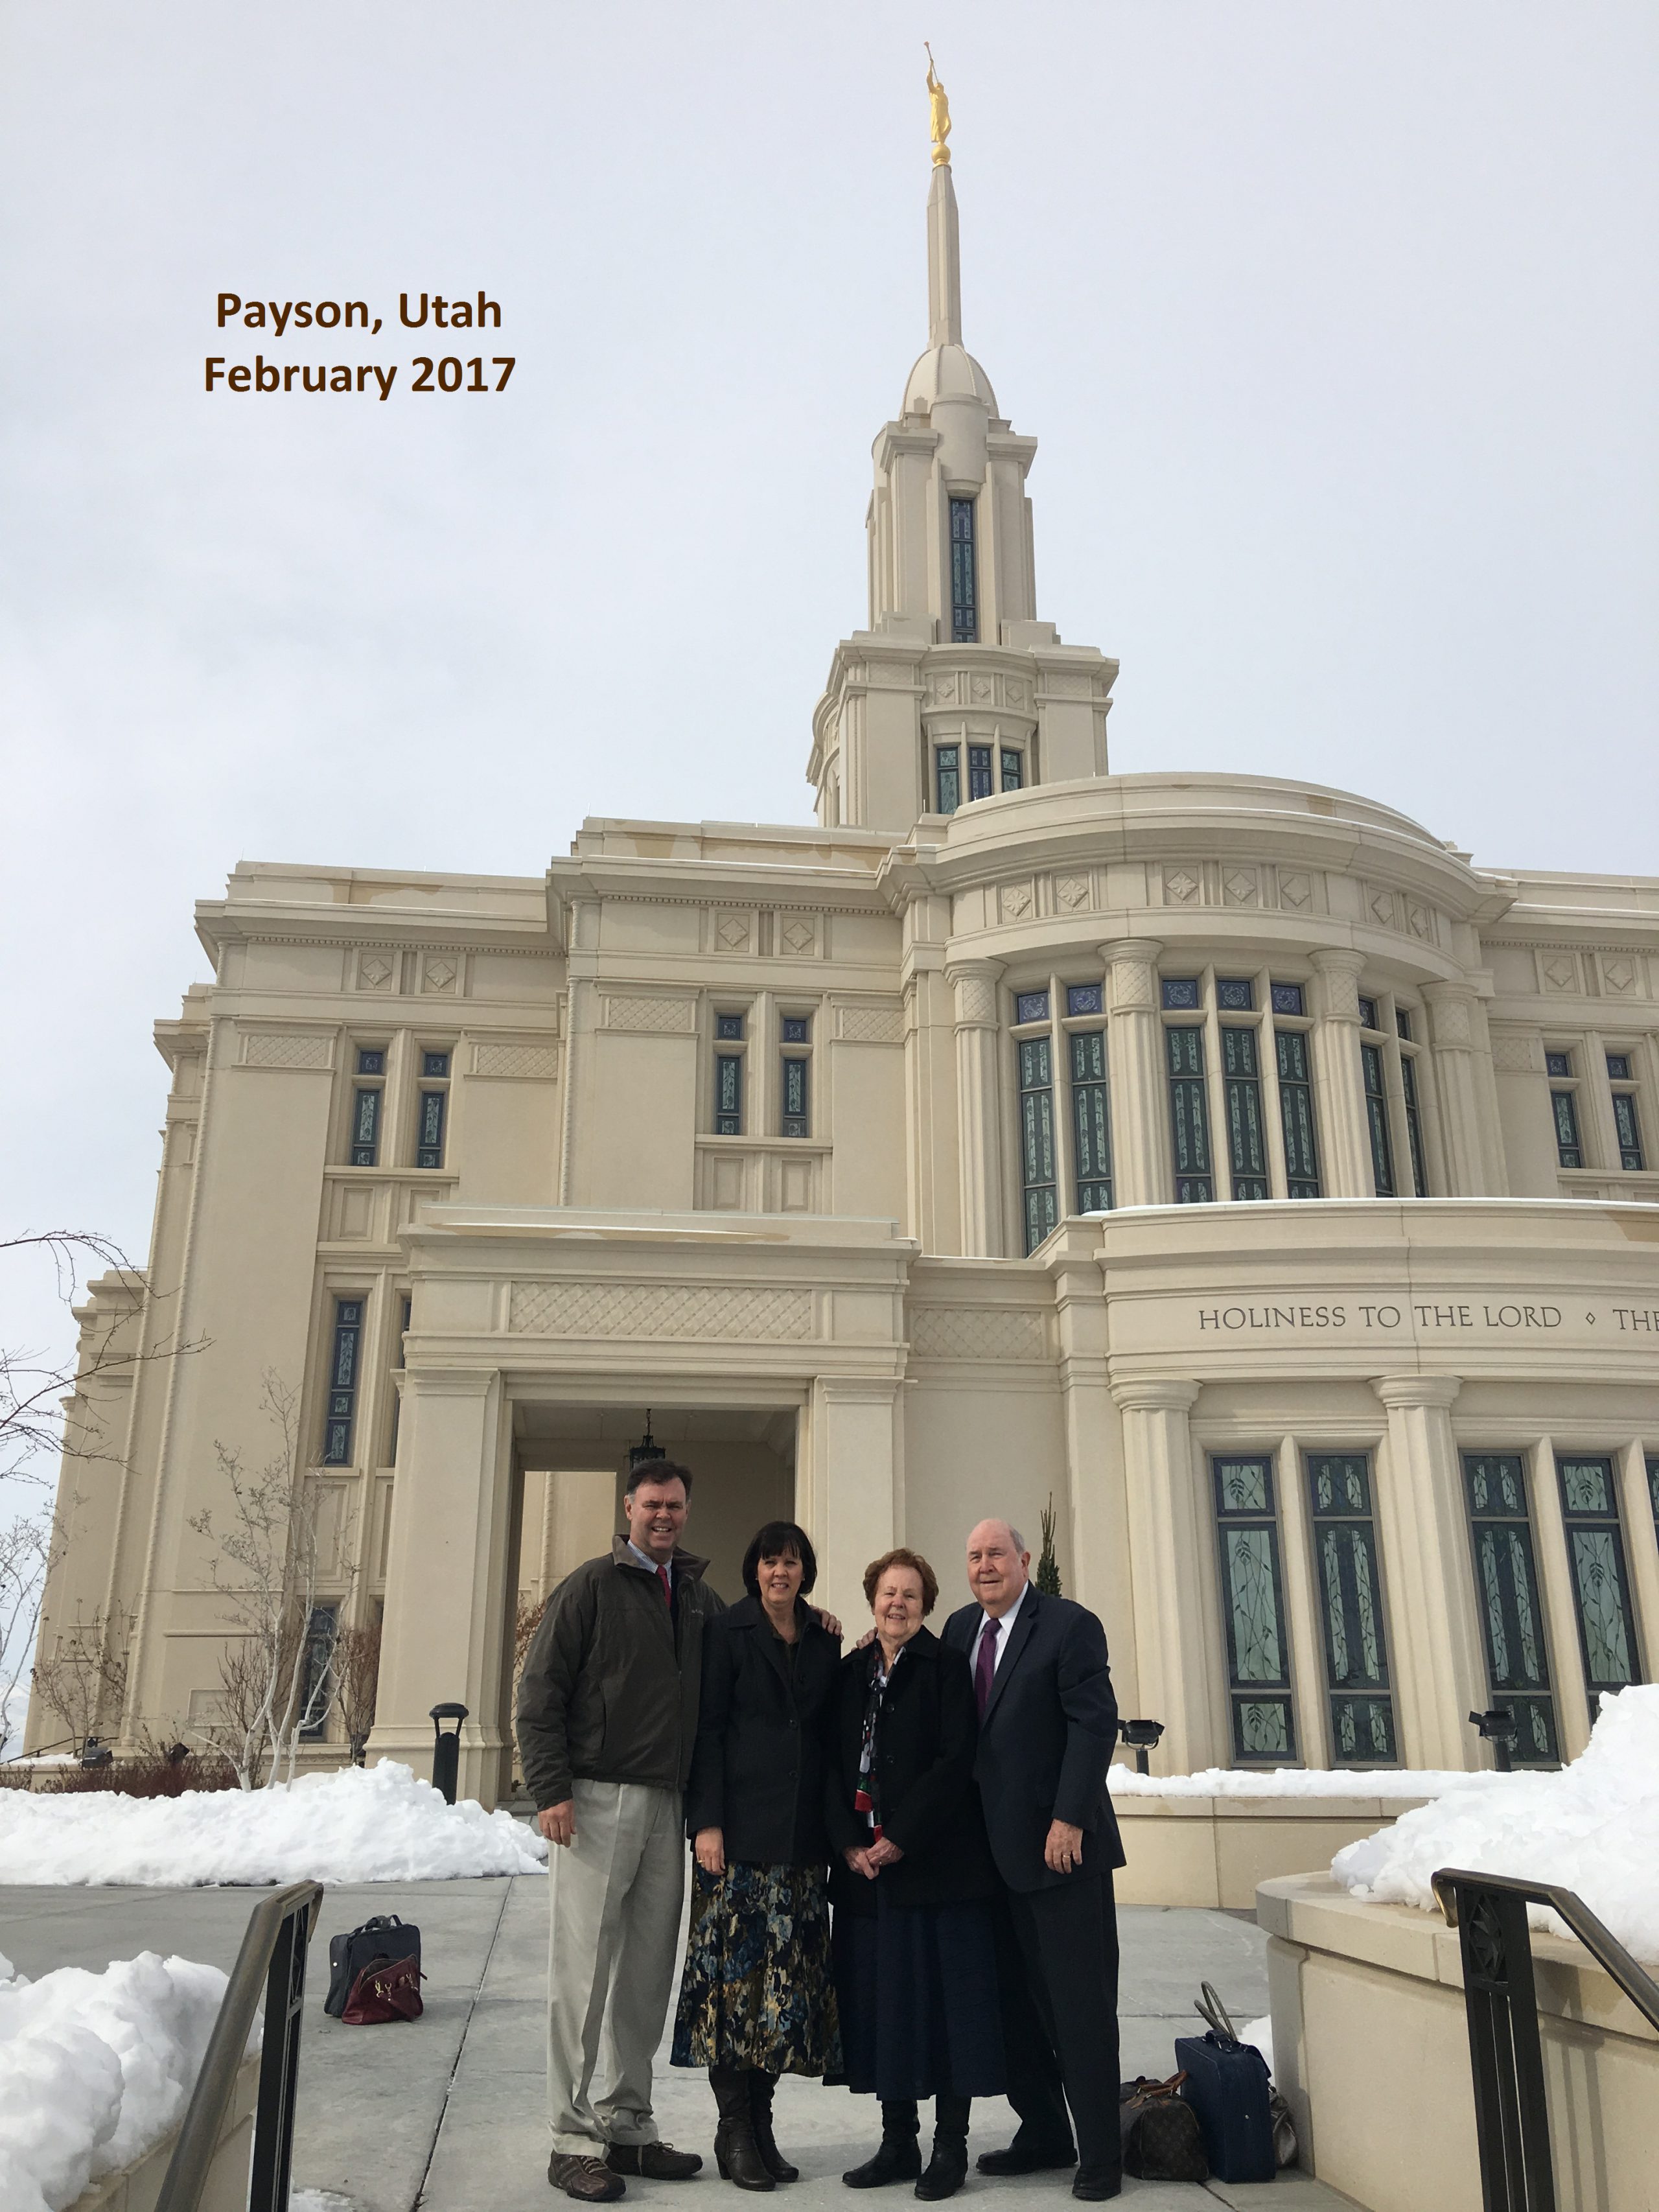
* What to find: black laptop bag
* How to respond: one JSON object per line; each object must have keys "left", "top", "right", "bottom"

{"left": 324, "top": 1914, "right": 423, "bottom": 2019}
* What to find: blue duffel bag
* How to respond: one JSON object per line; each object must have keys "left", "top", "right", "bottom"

{"left": 1174, "top": 1981, "right": 1275, "bottom": 2183}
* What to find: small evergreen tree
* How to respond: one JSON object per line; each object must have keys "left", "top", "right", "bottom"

{"left": 1036, "top": 1495, "right": 1063, "bottom": 1596}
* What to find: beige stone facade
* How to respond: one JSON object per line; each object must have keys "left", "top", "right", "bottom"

{"left": 32, "top": 158, "right": 1659, "bottom": 1804}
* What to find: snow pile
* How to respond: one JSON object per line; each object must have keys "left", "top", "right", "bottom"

{"left": 0, "top": 1761, "right": 547, "bottom": 1888}
{"left": 1109, "top": 1762, "right": 1504, "bottom": 1800}
{"left": 1238, "top": 2013, "right": 1274, "bottom": 2074}
{"left": 1333, "top": 1684, "right": 1659, "bottom": 1963}
{"left": 0, "top": 1946, "right": 233, "bottom": 2212}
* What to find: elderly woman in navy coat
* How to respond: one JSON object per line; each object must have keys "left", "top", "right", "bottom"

{"left": 825, "top": 1547, "right": 1004, "bottom": 2202}
{"left": 673, "top": 1520, "right": 842, "bottom": 2192}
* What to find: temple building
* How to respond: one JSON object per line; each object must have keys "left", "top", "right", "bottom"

{"left": 32, "top": 121, "right": 1659, "bottom": 1806}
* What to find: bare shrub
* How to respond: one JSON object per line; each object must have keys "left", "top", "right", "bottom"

{"left": 334, "top": 1619, "right": 382, "bottom": 1764}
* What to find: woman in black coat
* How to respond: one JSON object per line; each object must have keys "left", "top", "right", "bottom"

{"left": 825, "top": 1548, "right": 1004, "bottom": 2202}
{"left": 673, "top": 1520, "right": 842, "bottom": 2191}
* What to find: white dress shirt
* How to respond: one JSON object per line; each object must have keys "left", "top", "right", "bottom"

{"left": 970, "top": 1576, "right": 1030, "bottom": 1679}
{"left": 627, "top": 1540, "right": 673, "bottom": 1590}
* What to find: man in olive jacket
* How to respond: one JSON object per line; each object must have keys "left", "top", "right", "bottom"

{"left": 517, "top": 1461, "right": 724, "bottom": 2202}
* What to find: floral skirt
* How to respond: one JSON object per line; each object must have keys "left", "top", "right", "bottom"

{"left": 671, "top": 1859, "right": 842, "bottom": 2077}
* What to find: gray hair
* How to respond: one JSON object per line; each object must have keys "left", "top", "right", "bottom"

{"left": 969, "top": 1519, "right": 1025, "bottom": 1554}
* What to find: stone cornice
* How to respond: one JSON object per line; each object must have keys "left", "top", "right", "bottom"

{"left": 1371, "top": 1374, "right": 1464, "bottom": 1411}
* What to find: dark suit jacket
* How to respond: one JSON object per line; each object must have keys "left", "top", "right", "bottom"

{"left": 683, "top": 1595, "right": 841, "bottom": 1865}
{"left": 823, "top": 1627, "right": 999, "bottom": 1916}
{"left": 943, "top": 1585, "right": 1124, "bottom": 1892}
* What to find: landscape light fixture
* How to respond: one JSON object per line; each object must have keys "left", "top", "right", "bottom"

{"left": 1468, "top": 1707, "right": 1518, "bottom": 1774}
{"left": 1119, "top": 1717, "right": 1165, "bottom": 1776}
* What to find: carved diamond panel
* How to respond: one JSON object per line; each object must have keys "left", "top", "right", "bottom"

{"left": 1408, "top": 902, "right": 1435, "bottom": 942}
{"left": 471, "top": 1043, "right": 560, "bottom": 1079}
{"left": 780, "top": 915, "right": 820, "bottom": 957}
{"left": 1163, "top": 868, "right": 1200, "bottom": 905}
{"left": 357, "top": 952, "right": 395, "bottom": 990}
{"left": 1055, "top": 874, "right": 1091, "bottom": 913}
{"left": 716, "top": 913, "right": 752, "bottom": 952}
{"left": 999, "top": 882, "right": 1034, "bottom": 921}
{"left": 1277, "top": 872, "right": 1312, "bottom": 912}
{"left": 603, "top": 995, "right": 697, "bottom": 1033}
{"left": 1600, "top": 955, "right": 1640, "bottom": 997}
{"left": 1540, "top": 954, "right": 1579, "bottom": 994}
{"left": 1223, "top": 867, "right": 1259, "bottom": 907}
{"left": 423, "top": 956, "right": 458, "bottom": 993}
{"left": 509, "top": 1279, "right": 814, "bottom": 1342}
{"left": 910, "top": 1307, "right": 1047, "bottom": 1362}
{"left": 1367, "top": 888, "right": 1398, "bottom": 931}
{"left": 837, "top": 1003, "right": 905, "bottom": 1044}
{"left": 240, "top": 1030, "right": 334, "bottom": 1069}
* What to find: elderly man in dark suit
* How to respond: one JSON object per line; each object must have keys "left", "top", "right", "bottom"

{"left": 943, "top": 1518, "right": 1124, "bottom": 2202}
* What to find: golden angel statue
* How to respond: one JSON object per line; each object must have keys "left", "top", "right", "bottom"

{"left": 925, "top": 45, "right": 951, "bottom": 166}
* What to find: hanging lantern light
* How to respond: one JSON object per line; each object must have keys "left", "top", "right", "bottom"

{"left": 629, "top": 1409, "right": 666, "bottom": 1473}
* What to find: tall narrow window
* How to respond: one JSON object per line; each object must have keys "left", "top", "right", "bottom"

{"left": 1275, "top": 1030, "right": 1321, "bottom": 1197}
{"left": 300, "top": 1604, "right": 338, "bottom": 1740}
{"left": 780, "top": 1049, "right": 810, "bottom": 1139}
{"left": 1017, "top": 1036, "right": 1058, "bottom": 1254}
{"left": 416, "top": 1049, "right": 450, "bottom": 1169}
{"left": 1221, "top": 1028, "right": 1269, "bottom": 1200}
{"left": 999, "top": 747, "right": 1023, "bottom": 792}
{"left": 351, "top": 1046, "right": 385, "bottom": 1167}
{"left": 1307, "top": 1454, "right": 1397, "bottom": 1761}
{"left": 1556, "top": 1456, "right": 1640, "bottom": 1709}
{"left": 1648, "top": 1454, "right": 1659, "bottom": 1546}
{"left": 323, "top": 1298, "right": 363, "bottom": 1467}
{"left": 934, "top": 744, "right": 960, "bottom": 816}
{"left": 1546, "top": 1051, "right": 1583, "bottom": 1168}
{"left": 968, "top": 744, "right": 993, "bottom": 801}
{"left": 1166, "top": 1027, "right": 1214, "bottom": 1202}
{"left": 715, "top": 1054, "right": 743, "bottom": 1135}
{"left": 1361, "top": 1042, "right": 1395, "bottom": 1195}
{"left": 949, "top": 496, "right": 978, "bottom": 642}
{"left": 1399, "top": 1054, "right": 1428, "bottom": 1194}
{"left": 388, "top": 1294, "right": 411, "bottom": 1465}
{"left": 1212, "top": 1456, "right": 1295, "bottom": 1762}
{"left": 1069, "top": 1030, "right": 1113, "bottom": 1213}
{"left": 1607, "top": 1054, "right": 1645, "bottom": 1170}
{"left": 1463, "top": 1454, "right": 1558, "bottom": 1763}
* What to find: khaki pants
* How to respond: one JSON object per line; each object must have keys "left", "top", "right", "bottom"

{"left": 547, "top": 1778, "right": 686, "bottom": 2155}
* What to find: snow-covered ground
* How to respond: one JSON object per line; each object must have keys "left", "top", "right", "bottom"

{"left": 1109, "top": 1762, "right": 1505, "bottom": 1799}
{"left": 1334, "top": 1683, "right": 1659, "bottom": 1963}
{"left": 0, "top": 1760, "right": 547, "bottom": 1888}
{"left": 0, "top": 1946, "right": 234, "bottom": 2212}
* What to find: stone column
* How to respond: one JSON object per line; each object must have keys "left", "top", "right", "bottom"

{"left": 1423, "top": 983, "right": 1494, "bottom": 1195}
{"left": 947, "top": 959, "right": 1005, "bottom": 1256}
{"left": 1109, "top": 1375, "right": 1214, "bottom": 1771}
{"left": 805, "top": 1375, "right": 902, "bottom": 1636}
{"left": 1369, "top": 1375, "right": 1485, "bottom": 1769}
{"left": 369, "top": 1366, "right": 515, "bottom": 1804}
{"left": 1310, "top": 949, "right": 1373, "bottom": 1197}
{"left": 1102, "top": 940, "right": 1166, "bottom": 1207}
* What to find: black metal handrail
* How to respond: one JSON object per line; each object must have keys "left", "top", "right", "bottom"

{"left": 155, "top": 1880, "right": 323, "bottom": 2212}
{"left": 1432, "top": 1866, "right": 1659, "bottom": 2212}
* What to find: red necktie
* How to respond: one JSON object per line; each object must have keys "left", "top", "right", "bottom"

{"left": 657, "top": 1565, "right": 673, "bottom": 1611}
{"left": 975, "top": 1616, "right": 998, "bottom": 1717}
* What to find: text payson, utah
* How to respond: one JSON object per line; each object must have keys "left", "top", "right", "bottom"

{"left": 205, "top": 292, "right": 513, "bottom": 399}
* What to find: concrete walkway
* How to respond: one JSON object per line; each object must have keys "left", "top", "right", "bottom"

{"left": 0, "top": 1876, "right": 1361, "bottom": 2212}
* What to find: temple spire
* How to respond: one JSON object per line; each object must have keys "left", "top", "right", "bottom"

{"left": 923, "top": 52, "right": 962, "bottom": 348}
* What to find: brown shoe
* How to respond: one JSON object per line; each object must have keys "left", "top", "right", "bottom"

{"left": 550, "top": 2153, "right": 627, "bottom": 2200}
{"left": 608, "top": 2145, "right": 704, "bottom": 2181}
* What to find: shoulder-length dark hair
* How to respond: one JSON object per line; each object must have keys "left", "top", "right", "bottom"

{"left": 741, "top": 1519, "right": 818, "bottom": 1600}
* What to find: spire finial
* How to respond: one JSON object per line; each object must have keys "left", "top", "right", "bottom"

{"left": 925, "top": 45, "right": 951, "bottom": 167}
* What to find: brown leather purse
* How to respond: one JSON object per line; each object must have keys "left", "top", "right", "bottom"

{"left": 1118, "top": 2073, "right": 1209, "bottom": 2182}
{"left": 341, "top": 1951, "right": 424, "bottom": 2023}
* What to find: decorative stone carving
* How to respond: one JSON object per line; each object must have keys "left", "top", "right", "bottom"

{"left": 357, "top": 952, "right": 395, "bottom": 990}
{"left": 509, "top": 1279, "right": 813, "bottom": 1342}
{"left": 1277, "top": 871, "right": 1312, "bottom": 911}
{"left": 1426, "top": 991, "right": 1475, "bottom": 1049}
{"left": 948, "top": 966, "right": 1001, "bottom": 1027}
{"left": 1043, "top": 671, "right": 1092, "bottom": 699}
{"left": 717, "top": 913, "right": 752, "bottom": 952}
{"left": 837, "top": 1003, "right": 905, "bottom": 1044}
{"left": 1600, "top": 954, "right": 1639, "bottom": 996}
{"left": 970, "top": 674, "right": 993, "bottom": 703}
{"left": 999, "top": 882, "right": 1034, "bottom": 921}
{"left": 911, "top": 1306, "right": 1047, "bottom": 1363}
{"left": 240, "top": 1030, "right": 334, "bottom": 1069}
{"left": 780, "top": 916, "right": 819, "bottom": 956}
{"left": 471, "top": 1043, "right": 559, "bottom": 1079}
{"left": 603, "top": 995, "right": 697, "bottom": 1033}
{"left": 1223, "top": 867, "right": 1259, "bottom": 907}
{"left": 1004, "top": 679, "right": 1028, "bottom": 708}
{"left": 1105, "top": 948, "right": 1159, "bottom": 1012}
{"left": 1311, "top": 951, "right": 1364, "bottom": 1023}
{"left": 932, "top": 673, "right": 958, "bottom": 704}
{"left": 1540, "top": 953, "right": 1578, "bottom": 993}
{"left": 1408, "top": 902, "right": 1434, "bottom": 942}
{"left": 1367, "top": 887, "right": 1397, "bottom": 931}
{"left": 1163, "top": 868, "right": 1200, "bottom": 905}
{"left": 423, "top": 956, "right": 458, "bottom": 992}
{"left": 1055, "top": 874, "right": 1091, "bottom": 913}
{"left": 1489, "top": 1032, "right": 1543, "bottom": 1075}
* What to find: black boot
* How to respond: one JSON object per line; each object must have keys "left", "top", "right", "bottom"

{"left": 710, "top": 2065, "right": 774, "bottom": 2191}
{"left": 842, "top": 2102, "right": 922, "bottom": 2189}
{"left": 916, "top": 2096, "right": 969, "bottom": 2202}
{"left": 748, "top": 2071, "right": 798, "bottom": 2185}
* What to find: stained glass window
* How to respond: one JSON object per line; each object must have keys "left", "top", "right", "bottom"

{"left": 350, "top": 1087, "right": 381, "bottom": 1168}
{"left": 1400, "top": 1055, "right": 1428, "bottom": 1194}
{"left": 935, "top": 745, "right": 961, "bottom": 816}
{"left": 1610, "top": 1089, "right": 1645, "bottom": 1171}
{"left": 1544, "top": 1051, "right": 1572, "bottom": 1080}
{"left": 415, "top": 1088, "right": 447, "bottom": 1169}
{"left": 1217, "top": 977, "right": 1254, "bottom": 1012}
{"left": 780, "top": 1054, "right": 809, "bottom": 1139}
{"left": 1649, "top": 1456, "right": 1658, "bottom": 1544}
{"left": 421, "top": 1050, "right": 450, "bottom": 1079}
{"left": 1167, "top": 1027, "right": 1213, "bottom": 1202}
{"left": 1070, "top": 1030, "right": 1113, "bottom": 1213}
{"left": 1358, "top": 997, "right": 1380, "bottom": 1032}
{"left": 300, "top": 1604, "right": 338, "bottom": 1740}
{"left": 1275, "top": 1029, "right": 1321, "bottom": 1198}
{"left": 781, "top": 1016, "right": 811, "bottom": 1045}
{"left": 999, "top": 747, "right": 1023, "bottom": 792}
{"left": 1066, "top": 983, "right": 1103, "bottom": 1018}
{"left": 1270, "top": 983, "right": 1305, "bottom": 1017}
{"left": 1551, "top": 1088, "right": 1583, "bottom": 1169}
{"left": 1014, "top": 991, "right": 1050, "bottom": 1025}
{"left": 1556, "top": 1456, "right": 1639, "bottom": 1704}
{"left": 1212, "top": 1456, "right": 1295, "bottom": 1762}
{"left": 1462, "top": 1453, "right": 1557, "bottom": 1762}
{"left": 1017, "top": 1036, "right": 1058, "bottom": 1253}
{"left": 1161, "top": 977, "right": 1200, "bottom": 1011}
{"left": 968, "top": 745, "right": 994, "bottom": 801}
{"left": 1362, "top": 1042, "right": 1395, "bottom": 1196}
{"left": 1607, "top": 1053, "right": 1632, "bottom": 1082}
{"left": 1222, "top": 1027, "right": 1269, "bottom": 1200}
{"left": 1307, "top": 1454, "right": 1397, "bottom": 1762}
{"left": 357, "top": 1047, "right": 386, "bottom": 1077}
{"left": 323, "top": 1298, "right": 363, "bottom": 1466}
{"left": 1395, "top": 1009, "right": 1413, "bottom": 1042}
{"left": 949, "top": 496, "right": 978, "bottom": 642}
{"left": 714, "top": 1054, "right": 743, "bottom": 1136}
{"left": 715, "top": 1012, "right": 745, "bottom": 1042}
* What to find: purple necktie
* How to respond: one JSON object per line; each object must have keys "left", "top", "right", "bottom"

{"left": 975, "top": 1616, "right": 998, "bottom": 1717}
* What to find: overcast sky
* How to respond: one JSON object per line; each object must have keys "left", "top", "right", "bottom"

{"left": 2, "top": 1, "right": 1656, "bottom": 1428}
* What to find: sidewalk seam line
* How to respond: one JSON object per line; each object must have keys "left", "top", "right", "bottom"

{"left": 412, "top": 1877, "right": 517, "bottom": 2211}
